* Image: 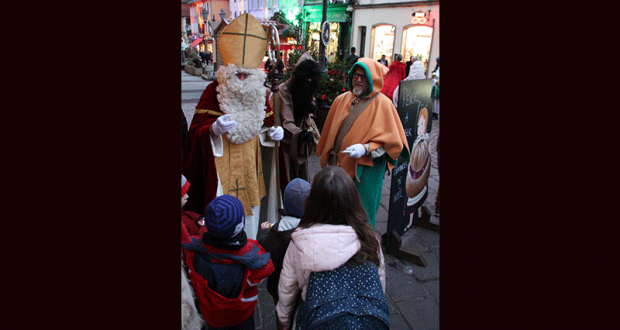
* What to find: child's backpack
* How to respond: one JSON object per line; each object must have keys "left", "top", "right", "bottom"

{"left": 295, "top": 260, "right": 390, "bottom": 330}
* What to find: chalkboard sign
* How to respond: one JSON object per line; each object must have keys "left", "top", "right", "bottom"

{"left": 385, "top": 78, "right": 433, "bottom": 249}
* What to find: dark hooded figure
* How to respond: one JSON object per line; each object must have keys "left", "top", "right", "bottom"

{"left": 278, "top": 52, "right": 323, "bottom": 182}
{"left": 291, "top": 59, "right": 322, "bottom": 124}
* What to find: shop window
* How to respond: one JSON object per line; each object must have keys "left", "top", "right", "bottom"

{"left": 327, "top": 23, "right": 341, "bottom": 59}
{"left": 307, "top": 21, "right": 341, "bottom": 59}
{"left": 370, "top": 24, "right": 395, "bottom": 62}
{"left": 308, "top": 22, "right": 321, "bottom": 55}
{"left": 401, "top": 25, "right": 434, "bottom": 73}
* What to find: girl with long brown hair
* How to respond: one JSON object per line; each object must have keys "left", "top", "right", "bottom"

{"left": 276, "top": 166, "right": 386, "bottom": 329}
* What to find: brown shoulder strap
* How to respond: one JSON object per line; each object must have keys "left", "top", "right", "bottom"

{"left": 333, "top": 92, "right": 380, "bottom": 156}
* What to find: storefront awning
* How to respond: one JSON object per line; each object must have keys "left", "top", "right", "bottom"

{"left": 189, "top": 37, "right": 203, "bottom": 47}
{"left": 304, "top": 5, "right": 350, "bottom": 23}
{"left": 279, "top": 43, "right": 295, "bottom": 51}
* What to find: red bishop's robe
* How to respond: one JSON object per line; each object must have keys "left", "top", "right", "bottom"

{"left": 182, "top": 81, "right": 275, "bottom": 215}
{"left": 380, "top": 61, "right": 407, "bottom": 101}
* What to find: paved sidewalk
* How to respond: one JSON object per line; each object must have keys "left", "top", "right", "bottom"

{"left": 182, "top": 70, "right": 212, "bottom": 128}
{"left": 182, "top": 70, "right": 440, "bottom": 329}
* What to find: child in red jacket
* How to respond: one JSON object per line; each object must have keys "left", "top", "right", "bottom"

{"left": 182, "top": 195, "right": 274, "bottom": 329}
{"left": 182, "top": 175, "right": 207, "bottom": 244}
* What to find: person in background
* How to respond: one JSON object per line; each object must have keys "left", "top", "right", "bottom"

{"left": 182, "top": 175, "right": 207, "bottom": 244}
{"left": 392, "top": 56, "right": 427, "bottom": 107}
{"left": 316, "top": 58, "right": 409, "bottom": 228}
{"left": 432, "top": 57, "right": 439, "bottom": 74}
{"left": 327, "top": 51, "right": 335, "bottom": 63}
{"left": 380, "top": 54, "right": 406, "bottom": 101}
{"left": 408, "top": 56, "right": 425, "bottom": 79}
{"left": 431, "top": 68, "right": 440, "bottom": 119}
{"left": 345, "top": 47, "right": 359, "bottom": 63}
{"left": 265, "top": 52, "right": 285, "bottom": 78}
{"left": 275, "top": 166, "right": 387, "bottom": 330}
{"left": 405, "top": 56, "right": 416, "bottom": 77}
{"left": 377, "top": 54, "right": 388, "bottom": 67}
{"left": 199, "top": 51, "right": 208, "bottom": 64}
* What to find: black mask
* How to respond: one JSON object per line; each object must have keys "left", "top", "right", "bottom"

{"left": 291, "top": 77, "right": 318, "bottom": 123}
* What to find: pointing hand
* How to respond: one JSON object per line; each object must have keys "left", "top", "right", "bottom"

{"left": 341, "top": 143, "right": 366, "bottom": 159}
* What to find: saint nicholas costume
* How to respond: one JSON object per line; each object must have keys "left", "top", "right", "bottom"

{"left": 182, "top": 13, "right": 281, "bottom": 240}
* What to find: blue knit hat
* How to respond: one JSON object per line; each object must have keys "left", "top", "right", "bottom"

{"left": 204, "top": 195, "right": 245, "bottom": 238}
{"left": 283, "top": 178, "right": 311, "bottom": 218}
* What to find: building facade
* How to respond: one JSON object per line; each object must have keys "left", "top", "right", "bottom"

{"left": 225, "top": 1, "right": 353, "bottom": 61}
{"left": 182, "top": 0, "right": 191, "bottom": 41}
{"left": 350, "top": 0, "right": 439, "bottom": 77}
{"left": 185, "top": 1, "right": 231, "bottom": 53}
{"left": 183, "top": 1, "right": 439, "bottom": 76}
{"left": 229, "top": 0, "right": 302, "bottom": 23}
{"left": 300, "top": 0, "right": 353, "bottom": 61}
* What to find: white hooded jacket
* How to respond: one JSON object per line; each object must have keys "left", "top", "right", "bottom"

{"left": 392, "top": 60, "right": 427, "bottom": 107}
{"left": 275, "top": 224, "right": 386, "bottom": 326}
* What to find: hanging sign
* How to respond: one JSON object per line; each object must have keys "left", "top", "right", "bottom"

{"left": 321, "top": 21, "right": 330, "bottom": 47}
{"left": 385, "top": 78, "right": 434, "bottom": 249}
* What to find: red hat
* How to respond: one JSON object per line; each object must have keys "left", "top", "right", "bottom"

{"left": 181, "top": 175, "right": 190, "bottom": 197}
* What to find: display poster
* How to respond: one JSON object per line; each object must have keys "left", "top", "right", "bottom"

{"left": 385, "top": 78, "right": 433, "bottom": 249}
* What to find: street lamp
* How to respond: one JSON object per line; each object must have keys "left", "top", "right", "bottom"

{"left": 202, "top": 6, "right": 209, "bottom": 37}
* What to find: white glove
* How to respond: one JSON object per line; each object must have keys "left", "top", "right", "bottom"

{"left": 268, "top": 126, "right": 284, "bottom": 141}
{"left": 211, "top": 114, "right": 237, "bottom": 136}
{"left": 342, "top": 143, "right": 366, "bottom": 159}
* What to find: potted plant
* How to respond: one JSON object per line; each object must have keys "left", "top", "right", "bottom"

{"left": 184, "top": 49, "right": 205, "bottom": 77}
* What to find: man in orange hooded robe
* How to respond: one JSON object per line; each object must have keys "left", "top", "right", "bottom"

{"left": 316, "top": 58, "right": 409, "bottom": 227}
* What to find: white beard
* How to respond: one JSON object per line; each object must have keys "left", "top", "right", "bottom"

{"left": 352, "top": 85, "right": 366, "bottom": 97}
{"left": 215, "top": 64, "right": 267, "bottom": 144}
